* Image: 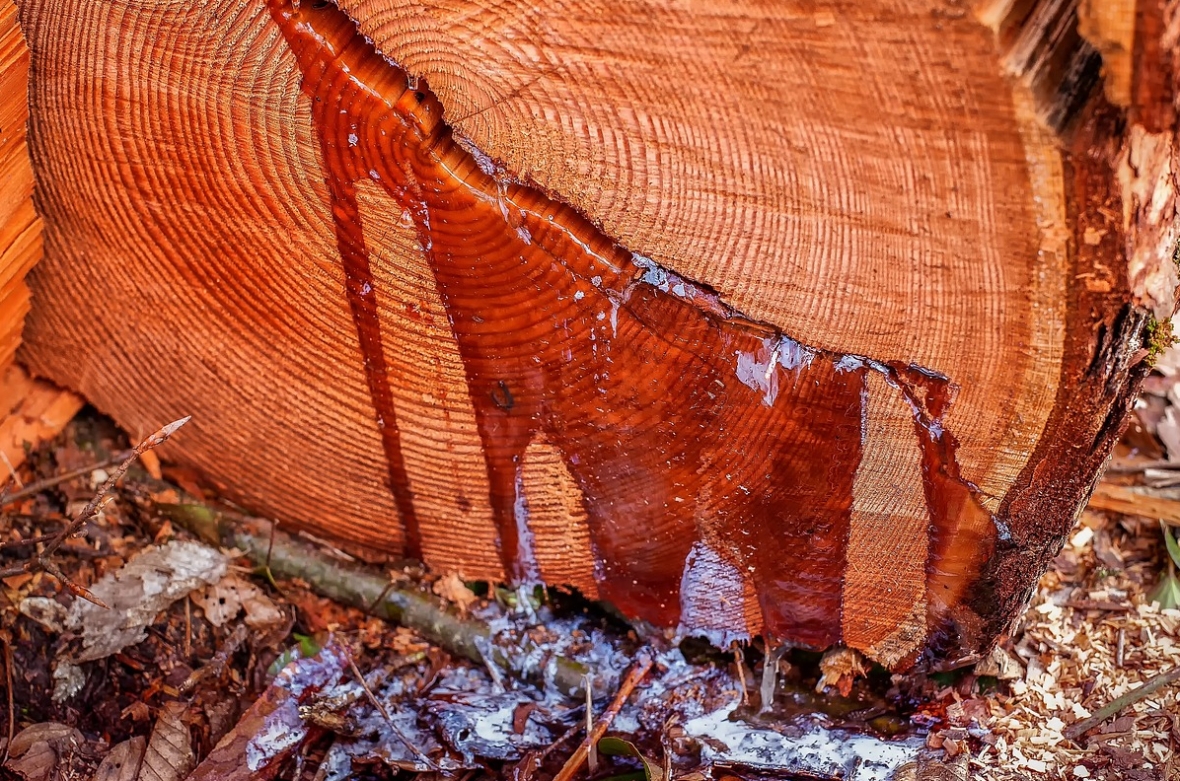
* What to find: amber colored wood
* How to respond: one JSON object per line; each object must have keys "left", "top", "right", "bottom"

{"left": 12, "top": 0, "right": 1180, "bottom": 667}
{"left": 0, "top": 1, "right": 39, "bottom": 370}
{"left": 0, "top": 364, "right": 83, "bottom": 471}
{"left": 0, "top": 0, "right": 64, "bottom": 468}
{"left": 1088, "top": 483, "right": 1180, "bottom": 526}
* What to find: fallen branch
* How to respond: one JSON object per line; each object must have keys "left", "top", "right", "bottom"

{"left": 0, "top": 631, "right": 12, "bottom": 767}
{"left": 181, "top": 623, "right": 248, "bottom": 694}
{"left": 552, "top": 651, "right": 654, "bottom": 781}
{"left": 159, "top": 502, "right": 595, "bottom": 696}
{"left": 0, "top": 449, "right": 133, "bottom": 507}
{"left": 0, "top": 417, "right": 189, "bottom": 605}
{"left": 345, "top": 654, "right": 436, "bottom": 770}
{"left": 1087, "top": 483, "right": 1180, "bottom": 526}
{"left": 1064, "top": 665, "right": 1180, "bottom": 740}
{"left": 155, "top": 492, "right": 891, "bottom": 723}
{"left": 1105, "top": 460, "right": 1180, "bottom": 474}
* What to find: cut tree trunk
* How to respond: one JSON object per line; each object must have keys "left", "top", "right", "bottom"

{"left": 11, "top": 0, "right": 1180, "bottom": 668}
{"left": 0, "top": 1, "right": 38, "bottom": 367}
{"left": 0, "top": 2, "right": 80, "bottom": 470}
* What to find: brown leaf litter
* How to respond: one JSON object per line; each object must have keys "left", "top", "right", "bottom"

{"left": 2, "top": 389, "right": 1180, "bottom": 780}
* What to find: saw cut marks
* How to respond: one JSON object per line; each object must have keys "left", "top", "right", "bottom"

{"left": 20, "top": 0, "right": 1153, "bottom": 669}
{"left": 265, "top": 0, "right": 992, "bottom": 657}
{"left": 0, "top": 1, "right": 40, "bottom": 369}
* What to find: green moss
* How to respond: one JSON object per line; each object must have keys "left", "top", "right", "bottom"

{"left": 1145, "top": 316, "right": 1177, "bottom": 366}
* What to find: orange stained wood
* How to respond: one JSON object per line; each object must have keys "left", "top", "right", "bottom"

{"left": 0, "top": 1, "right": 41, "bottom": 370}
{"left": 264, "top": 0, "right": 993, "bottom": 653}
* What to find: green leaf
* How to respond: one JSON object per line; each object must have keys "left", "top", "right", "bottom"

{"left": 1163, "top": 521, "right": 1180, "bottom": 569}
{"left": 267, "top": 634, "right": 324, "bottom": 680}
{"left": 294, "top": 632, "right": 321, "bottom": 658}
{"left": 1148, "top": 570, "right": 1180, "bottom": 610}
{"left": 597, "top": 737, "right": 665, "bottom": 781}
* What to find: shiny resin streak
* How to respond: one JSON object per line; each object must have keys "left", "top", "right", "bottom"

{"left": 264, "top": 0, "right": 994, "bottom": 652}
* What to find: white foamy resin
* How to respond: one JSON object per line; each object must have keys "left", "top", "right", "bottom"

{"left": 677, "top": 542, "right": 749, "bottom": 647}
{"left": 512, "top": 464, "right": 542, "bottom": 584}
{"left": 684, "top": 702, "right": 921, "bottom": 781}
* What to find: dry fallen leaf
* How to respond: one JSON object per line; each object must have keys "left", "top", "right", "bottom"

{"left": 433, "top": 572, "right": 478, "bottom": 614}
{"left": 186, "top": 639, "right": 349, "bottom": 781}
{"left": 17, "top": 596, "right": 67, "bottom": 633}
{"left": 92, "top": 736, "right": 146, "bottom": 781}
{"left": 140, "top": 702, "right": 195, "bottom": 781}
{"left": 3, "top": 723, "right": 84, "bottom": 781}
{"left": 192, "top": 573, "right": 284, "bottom": 630}
{"left": 139, "top": 448, "right": 163, "bottom": 480}
{"left": 66, "top": 540, "right": 227, "bottom": 662}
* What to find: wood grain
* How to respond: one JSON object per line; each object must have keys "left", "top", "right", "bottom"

{"left": 13, "top": 0, "right": 1178, "bottom": 666}
{"left": 0, "top": 0, "right": 40, "bottom": 369}
{"left": 0, "top": 364, "right": 83, "bottom": 472}
{"left": 337, "top": 0, "right": 1072, "bottom": 515}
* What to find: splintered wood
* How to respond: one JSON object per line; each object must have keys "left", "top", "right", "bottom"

{"left": 0, "top": 1, "right": 39, "bottom": 369}
{"left": 11, "top": 0, "right": 1179, "bottom": 666}
{"left": 0, "top": 2, "right": 69, "bottom": 470}
{"left": 0, "top": 365, "right": 81, "bottom": 472}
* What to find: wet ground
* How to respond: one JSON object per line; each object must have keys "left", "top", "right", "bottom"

{"left": 0, "top": 409, "right": 1175, "bottom": 780}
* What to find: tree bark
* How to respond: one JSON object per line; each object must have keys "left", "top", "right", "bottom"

{"left": 12, "top": 0, "right": 1180, "bottom": 668}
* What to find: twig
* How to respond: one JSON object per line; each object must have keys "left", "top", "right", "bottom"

{"left": 1107, "top": 459, "right": 1180, "bottom": 474}
{"left": 182, "top": 623, "right": 249, "bottom": 694}
{"left": 0, "top": 633, "right": 12, "bottom": 767}
{"left": 732, "top": 640, "right": 748, "bottom": 706}
{"left": 184, "top": 597, "right": 193, "bottom": 659}
{"left": 0, "top": 533, "right": 58, "bottom": 551}
{"left": 552, "top": 651, "right": 653, "bottom": 781}
{"left": 346, "top": 654, "right": 437, "bottom": 770}
{"left": 0, "top": 418, "right": 188, "bottom": 603}
{"left": 1063, "top": 600, "right": 1132, "bottom": 612}
{"left": 475, "top": 636, "right": 507, "bottom": 693}
{"left": 41, "top": 558, "right": 105, "bottom": 607}
{"left": 159, "top": 506, "right": 594, "bottom": 695}
{"left": 363, "top": 579, "right": 398, "bottom": 617}
{"left": 0, "top": 451, "right": 23, "bottom": 490}
{"left": 585, "top": 674, "right": 596, "bottom": 772}
{"left": 0, "top": 450, "right": 133, "bottom": 506}
{"left": 254, "top": 518, "right": 283, "bottom": 593}
{"left": 1064, "top": 665, "right": 1180, "bottom": 740}
{"left": 760, "top": 641, "right": 785, "bottom": 714}
{"left": 1087, "top": 483, "right": 1180, "bottom": 527}
{"left": 537, "top": 713, "right": 586, "bottom": 761}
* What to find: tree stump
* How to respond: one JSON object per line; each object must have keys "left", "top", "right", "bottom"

{"left": 12, "top": 0, "right": 1180, "bottom": 668}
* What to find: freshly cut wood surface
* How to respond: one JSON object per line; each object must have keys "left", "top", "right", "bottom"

{"left": 14, "top": 0, "right": 1179, "bottom": 667}
{"left": 0, "top": 7, "right": 63, "bottom": 469}
{"left": 0, "top": 0, "right": 40, "bottom": 370}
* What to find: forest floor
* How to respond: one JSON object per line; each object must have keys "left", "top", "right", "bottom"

{"left": 0, "top": 388, "right": 1178, "bottom": 781}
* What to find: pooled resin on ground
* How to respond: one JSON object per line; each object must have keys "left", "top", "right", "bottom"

{"left": 264, "top": 0, "right": 995, "bottom": 654}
